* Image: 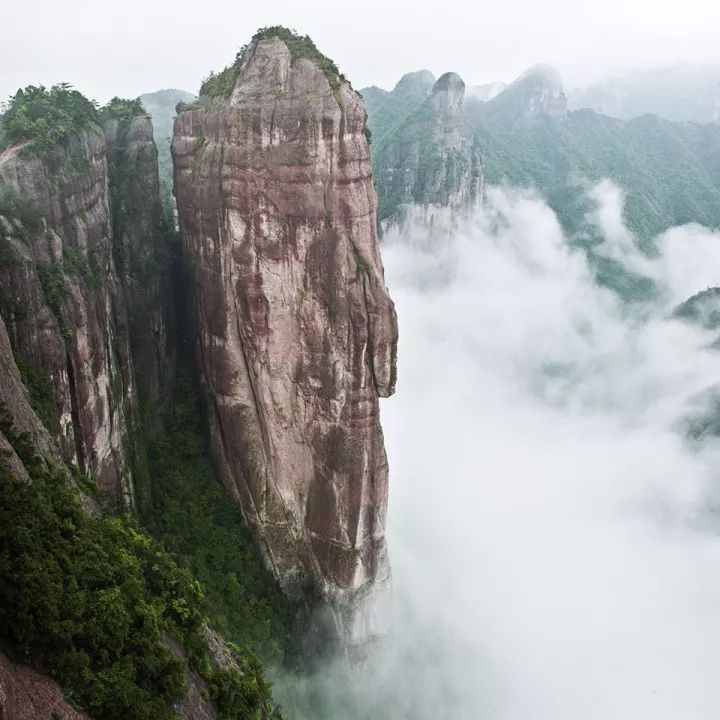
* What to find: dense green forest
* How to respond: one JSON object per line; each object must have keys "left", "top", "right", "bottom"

{"left": 470, "top": 106, "right": 720, "bottom": 242}
{"left": 139, "top": 376, "right": 303, "bottom": 669}
{"left": 0, "top": 420, "right": 283, "bottom": 720}
{"left": 0, "top": 366, "right": 295, "bottom": 719}
{"left": 0, "top": 85, "right": 149, "bottom": 154}
{"left": 0, "top": 84, "right": 99, "bottom": 152}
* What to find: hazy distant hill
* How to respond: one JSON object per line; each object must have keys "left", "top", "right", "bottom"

{"left": 139, "top": 88, "right": 195, "bottom": 216}
{"left": 367, "top": 64, "right": 720, "bottom": 244}
{"left": 369, "top": 72, "right": 482, "bottom": 220}
{"left": 470, "top": 71, "right": 720, "bottom": 241}
{"left": 361, "top": 70, "right": 436, "bottom": 146}
{"left": 568, "top": 66, "right": 720, "bottom": 123}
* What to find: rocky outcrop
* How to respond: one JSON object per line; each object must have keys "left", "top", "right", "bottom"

{"left": 0, "top": 107, "right": 176, "bottom": 507}
{"left": 172, "top": 31, "right": 398, "bottom": 649}
{"left": 372, "top": 71, "right": 483, "bottom": 221}
{"left": 0, "top": 650, "right": 90, "bottom": 720}
{"left": 0, "top": 130, "right": 137, "bottom": 506}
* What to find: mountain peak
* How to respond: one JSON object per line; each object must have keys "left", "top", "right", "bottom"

{"left": 483, "top": 63, "right": 567, "bottom": 121}
{"left": 394, "top": 69, "right": 436, "bottom": 92}
{"left": 430, "top": 72, "right": 466, "bottom": 113}
{"left": 516, "top": 63, "right": 564, "bottom": 90}
{"left": 198, "top": 27, "right": 349, "bottom": 102}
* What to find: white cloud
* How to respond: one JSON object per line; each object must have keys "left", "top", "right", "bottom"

{"left": 277, "top": 183, "right": 720, "bottom": 719}
{"left": 587, "top": 179, "right": 720, "bottom": 305}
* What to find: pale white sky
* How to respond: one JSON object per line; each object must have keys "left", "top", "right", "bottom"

{"left": 2, "top": 0, "right": 720, "bottom": 103}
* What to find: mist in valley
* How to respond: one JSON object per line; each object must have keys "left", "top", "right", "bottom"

{"left": 277, "top": 184, "right": 720, "bottom": 719}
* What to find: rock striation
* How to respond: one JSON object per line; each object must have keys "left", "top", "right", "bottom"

{"left": 172, "top": 31, "right": 398, "bottom": 649}
{"left": 0, "top": 109, "right": 173, "bottom": 507}
{"left": 0, "top": 129, "right": 137, "bottom": 505}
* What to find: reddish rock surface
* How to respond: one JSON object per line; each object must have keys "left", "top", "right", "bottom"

{"left": 173, "top": 34, "right": 398, "bottom": 647}
{"left": 0, "top": 115, "right": 173, "bottom": 507}
{"left": 0, "top": 130, "right": 136, "bottom": 506}
{"left": 0, "top": 650, "right": 89, "bottom": 720}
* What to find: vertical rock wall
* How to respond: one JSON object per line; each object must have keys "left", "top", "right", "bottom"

{"left": 0, "top": 131, "right": 136, "bottom": 505}
{"left": 0, "top": 114, "right": 172, "bottom": 507}
{"left": 173, "top": 34, "right": 398, "bottom": 648}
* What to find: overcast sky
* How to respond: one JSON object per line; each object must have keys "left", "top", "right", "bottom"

{"left": 3, "top": 0, "right": 720, "bottom": 103}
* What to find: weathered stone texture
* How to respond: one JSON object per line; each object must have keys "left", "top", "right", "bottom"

{"left": 173, "top": 35, "right": 398, "bottom": 646}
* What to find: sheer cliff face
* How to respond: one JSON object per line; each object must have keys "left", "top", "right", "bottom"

{"left": 0, "top": 131, "right": 136, "bottom": 505}
{"left": 0, "top": 313, "right": 57, "bottom": 481}
{"left": 372, "top": 72, "right": 483, "bottom": 222}
{"left": 0, "top": 116, "right": 170, "bottom": 506}
{"left": 173, "top": 36, "right": 398, "bottom": 644}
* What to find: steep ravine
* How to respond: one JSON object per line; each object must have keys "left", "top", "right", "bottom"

{"left": 104, "top": 110, "right": 176, "bottom": 418}
{"left": 172, "top": 29, "right": 398, "bottom": 651}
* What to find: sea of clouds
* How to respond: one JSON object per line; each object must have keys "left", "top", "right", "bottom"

{"left": 278, "top": 182, "right": 720, "bottom": 719}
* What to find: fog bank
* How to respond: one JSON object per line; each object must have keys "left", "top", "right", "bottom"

{"left": 278, "top": 184, "right": 720, "bottom": 719}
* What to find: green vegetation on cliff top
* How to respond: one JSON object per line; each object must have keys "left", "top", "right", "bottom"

{"left": 0, "top": 84, "right": 99, "bottom": 153}
{"left": 99, "top": 97, "right": 146, "bottom": 124}
{"left": 193, "top": 26, "right": 349, "bottom": 102}
{"left": 0, "top": 85, "right": 148, "bottom": 155}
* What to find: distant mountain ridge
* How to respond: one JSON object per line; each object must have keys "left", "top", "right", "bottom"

{"left": 365, "top": 64, "right": 720, "bottom": 243}
{"left": 568, "top": 65, "right": 720, "bottom": 123}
